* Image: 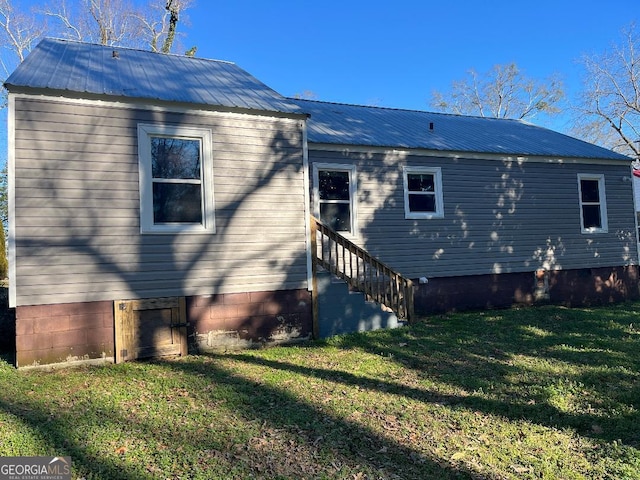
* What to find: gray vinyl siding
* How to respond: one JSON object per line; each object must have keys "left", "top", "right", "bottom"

{"left": 12, "top": 96, "right": 308, "bottom": 306}
{"left": 309, "top": 148, "right": 638, "bottom": 279}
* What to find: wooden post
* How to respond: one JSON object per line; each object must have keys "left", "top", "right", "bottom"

{"left": 310, "top": 216, "right": 319, "bottom": 340}
{"left": 406, "top": 279, "right": 415, "bottom": 323}
{"left": 113, "top": 300, "right": 131, "bottom": 364}
{"left": 177, "top": 296, "right": 188, "bottom": 357}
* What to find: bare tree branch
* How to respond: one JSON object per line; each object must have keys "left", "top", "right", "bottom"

{"left": 40, "top": 0, "right": 191, "bottom": 52}
{"left": 572, "top": 24, "right": 640, "bottom": 158}
{"left": 431, "top": 63, "right": 564, "bottom": 123}
{"left": 0, "top": 0, "right": 44, "bottom": 108}
{"left": 43, "top": 4, "right": 83, "bottom": 42}
{"left": 0, "top": 0, "right": 43, "bottom": 64}
{"left": 43, "top": 0, "right": 139, "bottom": 46}
{"left": 161, "top": 0, "right": 178, "bottom": 53}
{"left": 134, "top": 0, "right": 191, "bottom": 53}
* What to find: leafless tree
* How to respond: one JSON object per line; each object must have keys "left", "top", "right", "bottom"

{"left": 0, "top": 0, "right": 44, "bottom": 109}
{"left": 431, "top": 63, "right": 565, "bottom": 122}
{"left": 43, "top": 0, "right": 191, "bottom": 52}
{"left": 134, "top": 0, "right": 192, "bottom": 53}
{"left": 43, "top": 0, "right": 138, "bottom": 46}
{"left": 572, "top": 24, "right": 640, "bottom": 159}
{"left": 0, "top": 0, "right": 192, "bottom": 60}
{"left": 0, "top": 0, "right": 43, "bottom": 68}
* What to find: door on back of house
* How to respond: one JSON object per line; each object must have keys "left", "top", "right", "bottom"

{"left": 114, "top": 297, "right": 188, "bottom": 363}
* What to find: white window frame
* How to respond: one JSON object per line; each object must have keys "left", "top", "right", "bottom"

{"left": 312, "top": 163, "right": 358, "bottom": 236}
{"left": 577, "top": 173, "right": 608, "bottom": 234}
{"left": 137, "top": 123, "right": 215, "bottom": 234}
{"left": 403, "top": 166, "right": 444, "bottom": 219}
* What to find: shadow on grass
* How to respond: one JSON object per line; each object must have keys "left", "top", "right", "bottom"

{"left": 0, "top": 392, "right": 156, "bottom": 480}
{"left": 156, "top": 355, "right": 494, "bottom": 479}
{"left": 0, "top": 357, "right": 495, "bottom": 480}
{"left": 324, "top": 304, "right": 640, "bottom": 447}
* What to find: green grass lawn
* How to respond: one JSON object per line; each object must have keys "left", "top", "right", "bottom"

{"left": 0, "top": 303, "right": 639, "bottom": 479}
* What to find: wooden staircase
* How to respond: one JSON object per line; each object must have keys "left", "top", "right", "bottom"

{"left": 310, "top": 216, "right": 414, "bottom": 338}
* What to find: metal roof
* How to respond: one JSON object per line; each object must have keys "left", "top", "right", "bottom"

{"left": 5, "top": 38, "right": 303, "bottom": 115}
{"left": 6, "top": 39, "right": 630, "bottom": 161}
{"left": 292, "top": 99, "right": 631, "bottom": 161}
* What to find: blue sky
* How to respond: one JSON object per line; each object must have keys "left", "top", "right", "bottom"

{"left": 179, "top": 0, "right": 638, "bottom": 131}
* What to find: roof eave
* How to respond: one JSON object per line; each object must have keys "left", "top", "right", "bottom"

{"left": 6, "top": 86, "right": 309, "bottom": 119}
{"left": 306, "top": 142, "right": 633, "bottom": 164}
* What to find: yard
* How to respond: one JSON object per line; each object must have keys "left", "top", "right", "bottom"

{"left": 0, "top": 303, "right": 639, "bottom": 479}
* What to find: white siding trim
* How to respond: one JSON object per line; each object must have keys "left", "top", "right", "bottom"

{"left": 302, "top": 120, "right": 313, "bottom": 291}
{"left": 7, "top": 94, "right": 16, "bottom": 308}
{"left": 137, "top": 123, "right": 216, "bottom": 234}
{"left": 577, "top": 173, "right": 608, "bottom": 234}
{"left": 312, "top": 163, "right": 358, "bottom": 238}
{"left": 632, "top": 169, "right": 640, "bottom": 263}
{"left": 633, "top": 175, "right": 640, "bottom": 211}
{"left": 402, "top": 166, "right": 444, "bottom": 219}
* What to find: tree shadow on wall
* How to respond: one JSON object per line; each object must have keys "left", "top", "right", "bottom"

{"left": 13, "top": 98, "right": 310, "bottom": 365}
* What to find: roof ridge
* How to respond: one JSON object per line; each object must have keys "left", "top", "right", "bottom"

{"left": 40, "top": 37, "right": 237, "bottom": 65}
{"left": 288, "top": 97, "right": 528, "bottom": 123}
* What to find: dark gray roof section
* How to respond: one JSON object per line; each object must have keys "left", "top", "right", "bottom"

{"left": 292, "top": 99, "right": 631, "bottom": 161}
{"left": 5, "top": 38, "right": 304, "bottom": 115}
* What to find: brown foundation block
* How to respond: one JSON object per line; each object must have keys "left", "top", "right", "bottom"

{"left": 414, "top": 266, "right": 640, "bottom": 315}
{"left": 15, "top": 300, "right": 114, "bottom": 367}
{"left": 187, "top": 288, "right": 312, "bottom": 351}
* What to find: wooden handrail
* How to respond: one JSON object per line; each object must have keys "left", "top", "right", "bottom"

{"left": 310, "top": 216, "right": 414, "bottom": 325}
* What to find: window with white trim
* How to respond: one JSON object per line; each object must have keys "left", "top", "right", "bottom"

{"left": 403, "top": 166, "right": 444, "bottom": 219}
{"left": 578, "top": 174, "right": 608, "bottom": 233}
{"left": 313, "top": 163, "right": 357, "bottom": 234}
{"left": 138, "top": 124, "right": 215, "bottom": 234}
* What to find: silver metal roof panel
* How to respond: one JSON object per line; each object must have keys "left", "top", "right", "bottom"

{"left": 5, "top": 38, "right": 303, "bottom": 115}
{"left": 6, "top": 39, "right": 630, "bottom": 161}
{"left": 292, "top": 99, "right": 630, "bottom": 161}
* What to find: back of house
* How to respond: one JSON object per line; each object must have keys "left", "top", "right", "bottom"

{"left": 5, "top": 38, "right": 638, "bottom": 368}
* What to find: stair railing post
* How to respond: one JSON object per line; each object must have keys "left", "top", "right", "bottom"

{"left": 406, "top": 279, "right": 415, "bottom": 323}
